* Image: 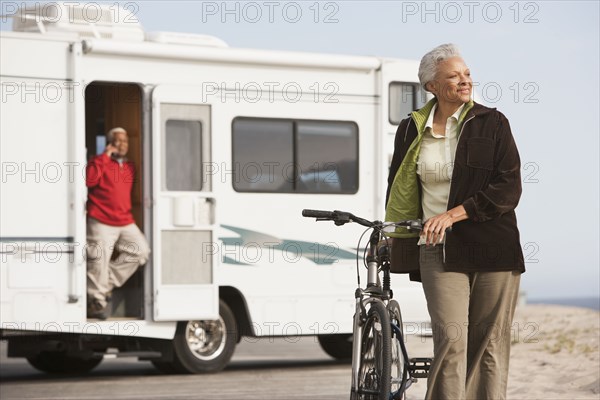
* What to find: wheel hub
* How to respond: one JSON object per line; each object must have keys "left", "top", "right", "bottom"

{"left": 185, "top": 318, "right": 227, "bottom": 361}
{"left": 193, "top": 327, "right": 207, "bottom": 341}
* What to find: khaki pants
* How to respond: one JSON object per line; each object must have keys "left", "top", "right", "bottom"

{"left": 420, "top": 245, "right": 520, "bottom": 400}
{"left": 86, "top": 217, "right": 150, "bottom": 307}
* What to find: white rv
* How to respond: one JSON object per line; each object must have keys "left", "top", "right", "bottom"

{"left": 0, "top": 3, "right": 430, "bottom": 374}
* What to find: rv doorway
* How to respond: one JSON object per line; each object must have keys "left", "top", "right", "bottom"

{"left": 84, "top": 82, "right": 145, "bottom": 320}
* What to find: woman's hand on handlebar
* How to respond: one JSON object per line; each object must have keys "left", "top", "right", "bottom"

{"left": 421, "top": 205, "right": 468, "bottom": 246}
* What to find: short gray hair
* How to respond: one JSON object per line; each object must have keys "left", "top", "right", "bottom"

{"left": 418, "top": 44, "right": 462, "bottom": 93}
{"left": 106, "top": 127, "right": 127, "bottom": 143}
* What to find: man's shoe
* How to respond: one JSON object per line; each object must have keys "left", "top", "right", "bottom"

{"left": 88, "top": 300, "right": 110, "bottom": 320}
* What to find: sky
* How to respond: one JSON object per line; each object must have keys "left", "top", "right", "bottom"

{"left": 1, "top": 1, "right": 599, "bottom": 299}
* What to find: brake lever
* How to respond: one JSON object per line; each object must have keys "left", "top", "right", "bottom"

{"left": 333, "top": 211, "right": 352, "bottom": 226}
{"left": 407, "top": 220, "right": 423, "bottom": 232}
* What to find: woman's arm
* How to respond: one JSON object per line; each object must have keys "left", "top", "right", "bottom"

{"left": 462, "top": 112, "right": 522, "bottom": 222}
{"left": 385, "top": 119, "right": 411, "bottom": 207}
{"left": 421, "top": 204, "right": 469, "bottom": 245}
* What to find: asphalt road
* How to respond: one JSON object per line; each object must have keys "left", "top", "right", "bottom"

{"left": 0, "top": 336, "right": 432, "bottom": 400}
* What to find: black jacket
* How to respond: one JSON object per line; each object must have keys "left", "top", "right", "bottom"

{"left": 386, "top": 102, "right": 525, "bottom": 279}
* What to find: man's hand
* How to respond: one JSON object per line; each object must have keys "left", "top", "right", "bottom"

{"left": 104, "top": 143, "right": 118, "bottom": 157}
{"left": 421, "top": 205, "right": 469, "bottom": 246}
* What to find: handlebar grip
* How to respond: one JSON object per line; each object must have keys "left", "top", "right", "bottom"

{"left": 302, "top": 209, "right": 334, "bottom": 218}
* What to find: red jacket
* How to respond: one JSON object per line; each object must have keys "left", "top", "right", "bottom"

{"left": 86, "top": 153, "right": 135, "bottom": 226}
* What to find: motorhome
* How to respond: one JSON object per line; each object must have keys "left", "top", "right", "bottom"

{"left": 0, "top": 3, "right": 430, "bottom": 373}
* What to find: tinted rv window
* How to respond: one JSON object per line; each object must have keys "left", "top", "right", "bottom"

{"left": 296, "top": 121, "right": 358, "bottom": 193}
{"left": 232, "top": 119, "right": 294, "bottom": 192}
{"left": 165, "top": 120, "right": 203, "bottom": 191}
{"left": 232, "top": 118, "right": 358, "bottom": 194}
{"left": 389, "top": 82, "right": 427, "bottom": 125}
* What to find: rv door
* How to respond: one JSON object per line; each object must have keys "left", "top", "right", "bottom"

{"left": 151, "top": 85, "right": 218, "bottom": 321}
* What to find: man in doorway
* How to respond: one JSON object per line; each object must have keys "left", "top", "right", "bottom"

{"left": 86, "top": 127, "right": 150, "bottom": 320}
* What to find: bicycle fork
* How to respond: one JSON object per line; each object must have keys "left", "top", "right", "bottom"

{"left": 350, "top": 291, "right": 364, "bottom": 396}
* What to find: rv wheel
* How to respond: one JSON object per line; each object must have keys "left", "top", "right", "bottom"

{"left": 171, "top": 300, "right": 237, "bottom": 373}
{"left": 318, "top": 333, "right": 353, "bottom": 360}
{"left": 27, "top": 352, "right": 103, "bottom": 374}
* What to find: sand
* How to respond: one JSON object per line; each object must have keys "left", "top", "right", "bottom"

{"left": 508, "top": 304, "right": 600, "bottom": 399}
{"left": 404, "top": 304, "right": 600, "bottom": 400}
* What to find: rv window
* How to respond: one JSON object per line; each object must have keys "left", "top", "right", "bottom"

{"left": 232, "top": 119, "right": 294, "bottom": 192}
{"left": 232, "top": 118, "right": 358, "bottom": 194}
{"left": 165, "top": 119, "right": 203, "bottom": 191}
{"left": 389, "top": 82, "right": 427, "bottom": 125}
{"left": 296, "top": 121, "right": 358, "bottom": 193}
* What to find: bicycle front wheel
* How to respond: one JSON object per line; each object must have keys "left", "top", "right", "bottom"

{"left": 388, "top": 300, "right": 408, "bottom": 400}
{"left": 356, "top": 301, "right": 391, "bottom": 400}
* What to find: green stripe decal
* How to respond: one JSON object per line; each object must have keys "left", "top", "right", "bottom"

{"left": 219, "top": 225, "right": 355, "bottom": 265}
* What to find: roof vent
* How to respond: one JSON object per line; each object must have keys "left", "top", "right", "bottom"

{"left": 146, "top": 32, "right": 228, "bottom": 48}
{"left": 11, "top": 2, "right": 144, "bottom": 41}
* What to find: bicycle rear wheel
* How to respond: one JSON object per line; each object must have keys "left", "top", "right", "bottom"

{"left": 355, "top": 301, "right": 391, "bottom": 400}
{"left": 388, "top": 300, "right": 408, "bottom": 400}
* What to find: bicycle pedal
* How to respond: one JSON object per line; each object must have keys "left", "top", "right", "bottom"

{"left": 408, "top": 357, "right": 432, "bottom": 378}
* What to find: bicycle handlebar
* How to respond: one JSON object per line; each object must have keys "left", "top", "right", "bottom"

{"left": 301, "top": 209, "right": 335, "bottom": 219}
{"left": 302, "top": 209, "right": 452, "bottom": 233}
{"left": 302, "top": 209, "right": 373, "bottom": 227}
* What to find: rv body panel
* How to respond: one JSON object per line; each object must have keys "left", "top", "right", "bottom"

{"left": 1, "top": 23, "right": 431, "bottom": 342}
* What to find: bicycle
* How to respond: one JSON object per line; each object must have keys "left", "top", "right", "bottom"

{"left": 302, "top": 209, "right": 434, "bottom": 400}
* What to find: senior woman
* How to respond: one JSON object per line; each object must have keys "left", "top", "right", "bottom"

{"left": 385, "top": 43, "right": 525, "bottom": 400}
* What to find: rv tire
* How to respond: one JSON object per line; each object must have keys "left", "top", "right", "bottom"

{"left": 171, "top": 300, "right": 237, "bottom": 373}
{"left": 151, "top": 360, "right": 186, "bottom": 374}
{"left": 26, "top": 352, "right": 103, "bottom": 374}
{"left": 318, "top": 333, "right": 353, "bottom": 360}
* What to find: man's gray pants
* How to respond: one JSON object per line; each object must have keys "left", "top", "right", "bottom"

{"left": 86, "top": 217, "right": 151, "bottom": 308}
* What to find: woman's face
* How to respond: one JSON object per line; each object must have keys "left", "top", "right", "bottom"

{"left": 428, "top": 56, "right": 472, "bottom": 104}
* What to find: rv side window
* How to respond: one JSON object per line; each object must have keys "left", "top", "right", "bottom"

{"left": 389, "top": 82, "right": 427, "bottom": 125}
{"left": 232, "top": 119, "right": 294, "bottom": 192}
{"left": 165, "top": 119, "right": 203, "bottom": 191}
{"left": 232, "top": 118, "right": 358, "bottom": 194}
{"left": 296, "top": 121, "right": 358, "bottom": 193}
